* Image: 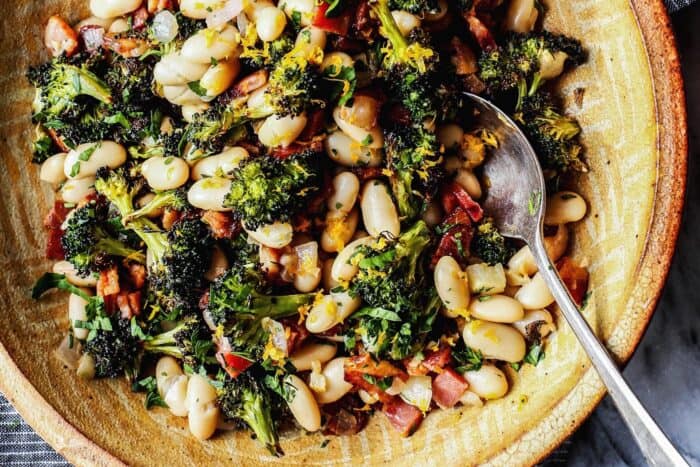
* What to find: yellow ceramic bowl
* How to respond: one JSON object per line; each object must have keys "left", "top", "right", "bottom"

{"left": 0, "top": 0, "right": 686, "bottom": 465}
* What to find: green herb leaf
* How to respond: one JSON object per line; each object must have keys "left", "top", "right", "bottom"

{"left": 188, "top": 80, "right": 208, "bottom": 97}
{"left": 523, "top": 343, "right": 545, "bottom": 366}
{"left": 133, "top": 376, "right": 168, "bottom": 409}
{"left": 453, "top": 346, "right": 483, "bottom": 373}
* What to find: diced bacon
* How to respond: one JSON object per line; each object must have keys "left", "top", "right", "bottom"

{"left": 322, "top": 395, "right": 369, "bottom": 436}
{"left": 229, "top": 69, "right": 269, "bottom": 98}
{"left": 557, "top": 257, "right": 589, "bottom": 305}
{"left": 353, "top": 0, "right": 375, "bottom": 40}
{"left": 351, "top": 166, "right": 384, "bottom": 183}
{"left": 44, "top": 201, "right": 70, "bottom": 260}
{"left": 97, "top": 266, "right": 120, "bottom": 297}
{"left": 382, "top": 396, "right": 424, "bottom": 436}
{"left": 131, "top": 7, "right": 150, "bottom": 30}
{"left": 464, "top": 14, "right": 497, "bottom": 52}
{"left": 431, "top": 368, "right": 469, "bottom": 409}
{"left": 343, "top": 370, "right": 393, "bottom": 404}
{"left": 405, "top": 346, "right": 452, "bottom": 375}
{"left": 44, "top": 201, "right": 71, "bottom": 229}
{"left": 117, "top": 291, "right": 141, "bottom": 319}
{"left": 161, "top": 208, "right": 182, "bottom": 231}
{"left": 329, "top": 36, "right": 365, "bottom": 54}
{"left": 126, "top": 263, "right": 147, "bottom": 290}
{"left": 441, "top": 182, "right": 483, "bottom": 222}
{"left": 450, "top": 37, "right": 478, "bottom": 76}
{"left": 280, "top": 317, "right": 310, "bottom": 355}
{"left": 298, "top": 108, "right": 327, "bottom": 141}
{"left": 45, "top": 15, "right": 78, "bottom": 57}
{"left": 46, "top": 128, "right": 70, "bottom": 152}
{"left": 345, "top": 354, "right": 408, "bottom": 380}
{"left": 201, "top": 211, "right": 239, "bottom": 239}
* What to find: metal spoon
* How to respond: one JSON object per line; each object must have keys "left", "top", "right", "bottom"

{"left": 463, "top": 92, "right": 688, "bottom": 467}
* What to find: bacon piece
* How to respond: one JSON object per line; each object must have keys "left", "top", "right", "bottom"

{"left": 117, "top": 291, "right": 142, "bottom": 319}
{"left": 201, "top": 211, "right": 239, "bottom": 239}
{"left": 298, "top": 108, "right": 327, "bottom": 142}
{"left": 103, "top": 35, "right": 149, "bottom": 58}
{"left": 280, "top": 317, "right": 310, "bottom": 355}
{"left": 382, "top": 397, "right": 424, "bottom": 436}
{"left": 404, "top": 346, "right": 452, "bottom": 376}
{"left": 322, "top": 395, "right": 369, "bottom": 436}
{"left": 45, "top": 15, "right": 78, "bottom": 57}
{"left": 353, "top": 0, "right": 375, "bottom": 40}
{"left": 126, "top": 263, "right": 147, "bottom": 290}
{"left": 131, "top": 7, "right": 150, "bottom": 30}
{"left": 464, "top": 14, "right": 497, "bottom": 51}
{"left": 351, "top": 166, "right": 384, "bottom": 183}
{"left": 557, "top": 257, "right": 589, "bottom": 305}
{"left": 345, "top": 354, "right": 408, "bottom": 380}
{"left": 229, "top": 69, "right": 269, "bottom": 98}
{"left": 97, "top": 266, "right": 120, "bottom": 297}
{"left": 441, "top": 182, "right": 483, "bottom": 221}
{"left": 343, "top": 371, "right": 393, "bottom": 404}
{"left": 450, "top": 37, "right": 478, "bottom": 76}
{"left": 431, "top": 368, "right": 468, "bottom": 409}
{"left": 269, "top": 140, "right": 323, "bottom": 159}
{"left": 431, "top": 208, "right": 473, "bottom": 268}
{"left": 46, "top": 128, "right": 70, "bottom": 153}
{"left": 44, "top": 201, "right": 70, "bottom": 260}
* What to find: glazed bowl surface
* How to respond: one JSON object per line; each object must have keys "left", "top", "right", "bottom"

{"left": 0, "top": 0, "right": 686, "bottom": 465}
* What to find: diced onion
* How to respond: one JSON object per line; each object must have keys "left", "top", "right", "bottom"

{"left": 400, "top": 375, "right": 433, "bottom": 412}
{"left": 207, "top": 0, "right": 243, "bottom": 29}
{"left": 262, "top": 317, "right": 288, "bottom": 356}
{"left": 237, "top": 11, "right": 250, "bottom": 35}
{"left": 152, "top": 10, "right": 179, "bottom": 43}
{"left": 294, "top": 241, "right": 320, "bottom": 276}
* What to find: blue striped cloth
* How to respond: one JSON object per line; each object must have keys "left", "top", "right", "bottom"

{"left": 0, "top": 0, "right": 694, "bottom": 464}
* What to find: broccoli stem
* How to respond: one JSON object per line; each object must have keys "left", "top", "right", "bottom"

{"left": 143, "top": 323, "right": 185, "bottom": 358}
{"left": 239, "top": 389, "right": 280, "bottom": 456}
{"left": 96, "top": 237, "right": 146, "bottom": 264}
{"left": 125, "top": 191, "right": 181, "bottom": 222}
{"left": 372, "top": 0, "right": 408, "bottom": 52}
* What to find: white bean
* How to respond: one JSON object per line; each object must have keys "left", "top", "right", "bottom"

{"left": 181, "top": 103, "right": 211, "bottom": 123}
{"left": 107, "top": 18, "right": 130, "bottom": 34}
{"left": 76, "top": 354, "right": 96, "bottom": 379}
{"left": 192, "top": 147, "right": 249, "bottom": 180}
{"left": 40, "top": 153, "right": 67, "bottom": 185}
{"left": 162, "top": 84, "right": 203, "bottom": 106}
{"left": 325, "top": 130, "right": 383, "bottom": 167}
{"left": 188, "top": 402, "right": 220, "bottom": 440}
{"left": 69, "top": 289, "right": 93, "bottom": 340}
{"left": 64, "top": 142, "right": 126, "bottom": 179}
{"left": 513, "top": 309, "right": 555, "bottom": 340}
{"left": 359, "top": 389, "right": 379, "bottom": 405}
{"left": 187, "top": 177, "right": 233, "bottom": 211}
{"left": 322, "top": 258, "right": 338, "bottom": 291}
{"left": 321, "top": 52, "right": 354, "bottom": 72}
{"left": 466, "top": 263, "right": 507, "bottom": 295}
{"left": 181, "top": 25, "right": 240, "bottom": 64}
{"left": 514, "top": 272, "right": 555, "bottom": 310}
{"left": 258, "top": 113, "right": 308, "bottom": 147}
{"left": 257, "top": 7, "right": 287, "bottom": 41}
{"left": 504, "top": 0, "right": 539, "bottom": 33}
{"left": 141, "top": 156, "right": 190, "bottom": 190}
{"left": 204, "top": 246, "right": 230, "bottom": 282}
{"left": 459, "top": 390, "right": 484, "bottom": 407}
{"left": 331, "top": 236, "right": 373, "bottom": 282}
{"left": 156, "top": 356, "right": 184, "bottom": 398}
{"left": 437, "top": 124, "right": 464, "bottom": 150}
{"left": 294, "top": 261, "right": 322, "bottom": 293}
{"left": 360, "top": 181, "right": 400, "bottom": 238}
{"left": 391, "top": 11, "right": 420, "bottom": 36}
{"left": 285, "top": 375, "right": 321, "bottom": 432}
{"left": 245, "top": 222, "right": 294, "bottom": 249}
{"left": 434, "top": 256, "right": 469, "bottom": 316}
{"left": 290, "top": 343, "right": 337, "bottom": 371}
{"left": 455, "top": 169, "right": 482, "bottom": 199}
{"left": 328, "top": 172, "right": 360, "bottom": 213}
{"left": 245, "top": 0, "right": 275, "bottom": 20}
{"left": 462, "top": 364, "right": 509, "bottom": 400}
{"left": 60, "top": 177, "right": 96, "bottom": 204}
{"left": 539, "top": 50, "right": 568, "bottom": 80}
{"left": 179, "top": 0, "right": 224, "bottom": 18}
{"left": 186, "top": 374, "right": 218, "bottom": 408}
{"left": 331, "top": 290, "right": 362, "bottom": 322}
{"left": 154, "top": 52, "right": 210, "bottom": 86}
{"left": 201, "top": 59, "right": 241, "bottom": 100}
{"left": 164, "top": 374, "right": 190, "bottom": 416}
{"left": 469, "top": 294, "right": 525, "bottom": 323}
{"left": 316, "top": 358, "right": 353, "bottom": 404}
{"left": 424, "top": 0, "right": 448, "bottom": 21}
{"left": 544, "top": 224, "right": 569, "bottom": 262}
{"left": 462, "top": 320, "right": 526, "bottom": 362}
{"left": 506, "top": 246, "right": 538, "bottom": 286}
{"left": 321, "top": 208, "right": 359, "bottom": 253}
{"left": 90, "top": 0, "right": 141, "bottom": 18}
{"left": 53, "top": 261, "right": 97, "bottom": 287}
{"left": 333, "top": 108, "right": 384, "bottom": 148}
{"left": 544, "top": 191, "right": 587, "bottom": 225}
{"left": 283, "top": 0, "right": 316, "bottom": 26}
{"left": 295, "top": 26, "right": 327, "bottom": 54}
{"left": 305, "top": 295, "right": 338, "bottom": 333}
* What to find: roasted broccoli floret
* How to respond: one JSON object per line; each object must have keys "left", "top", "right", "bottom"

{"left": 95, "top": 168, "right": 213, "bottom": 319}
{"left": 217, "top": 371, "right": 283, "bottom": 456}
{"left": 28, "top": 60, "right": 112, "bottom": 122}
{"left": 385, "top": 125, "right": 444, "bottom": 220}
{"left": 208, "top": 268, "right": 315, "bottom": 359}
{"left": 62, "top": 201, "right": 145, "bottom": 277}
{"left": 129, "top": 126, "right": 185, "bottom": 159}
{"left": 83, "top": 316, "right": 141, "bottom": 379}
{"left": 388, "top": 0, "right": 439, "bottom": 14}
{"left": 224, "top": 150, "right": 321, "bottom": 230}
{"left": 240, "top": 23, "right": 295, "bottom": 70}
{"left": 371, "top": 0, "right": 439, "bottom": 123}
{"left": 514, "top": 92, "right": 586, "bottom": 172}
{"left": 143, "top": 315, "right": 215, "bottom": 370}
{"left": 478, "top": 31, "right": 585, "bottom": 97}
{"left": 125, "top": 187, "right": 190, "bottom": 223}
{"left": 471, "top": 218, "right": 512, "bottom": 265}
{"left": 347, "top": 221, "right": 440, "bottom": 360}
{"left": 264, "top": 43, "right": 323, "bottom": 117}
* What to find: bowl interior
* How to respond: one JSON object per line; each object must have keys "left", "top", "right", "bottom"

{"left": 0, "top": 0, "right": 685, "bottom": 465}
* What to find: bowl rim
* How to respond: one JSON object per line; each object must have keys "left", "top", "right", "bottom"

{"left": 0, "top": 0, "right": 687, "bottom": 465}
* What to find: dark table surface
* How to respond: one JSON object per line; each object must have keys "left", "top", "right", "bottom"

{"left": 1, "top": 4, "right": 699, "bottom": 466}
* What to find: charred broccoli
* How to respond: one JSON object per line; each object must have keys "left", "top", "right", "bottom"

{"left": 224, "top": 150, "right": 321, "bottom": 230}
{"left": 125, "top": 187, "right": 190, "bottom": 223}
{"left": 143, "top": 315, "right": 215, "bottom": 370}
{"left": 471, "top": 218, "right": 512, "bottom": 265}
{"left": 62, "top": 201, "right": 146, "bottom": 277}
{"left": 347, "top": 221, "right": 441, "bottom": 360}
{"left": 388, "top": 0, "right": 439, "bottom": 14}
{"left": 83, "top": 316, "right": 141, "bottom": 379}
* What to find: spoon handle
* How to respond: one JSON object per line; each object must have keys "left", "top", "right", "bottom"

{"left": 529, "top": 234, "right": 688, "bottom": 467}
